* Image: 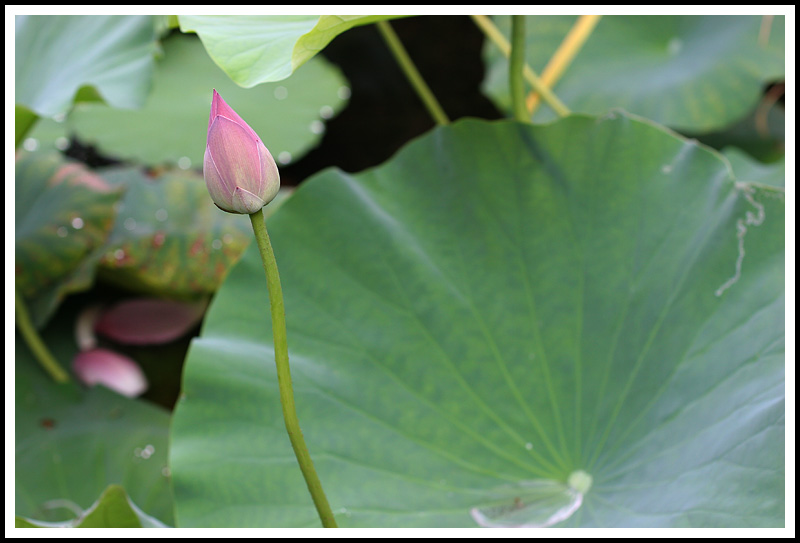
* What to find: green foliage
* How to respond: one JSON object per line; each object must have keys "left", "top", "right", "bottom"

{"left": 483, "top": 15, "right": 785, "bottom": 131}
{"left": 15, "top": 15, "right": 159, "bottom": 117}
{"left": 15, "top": 316, "right": 173, "bottom": 525}
{"left": 170, "top": 115, "right": 784, "bottom": 527}
{"left": 178, "top": 15, "right": 406, "bottom": 86}
{"left": 14, "top": 14, "right": 785, "bottom": 530}
{"left": 67, "top": 34, "right": 348, "bottom": 168}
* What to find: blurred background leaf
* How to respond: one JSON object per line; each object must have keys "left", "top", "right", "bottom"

{"left": 15, "top": 15, "right": 159, "bottom": 117}
{"left": 15, "top": 151, "right": 123, "bottom": 328}
{"left": 691, "top": 92, "right": 785, "bottom": 163}
{"left": 482, "top": 15, "right": 785, "bottom": 132}
{"left": 178, "top": 15, "right": 407, "bottom": 86}
{"left": 15, "top": 104, "right": 38, "bottom": 148}
{"left": 63, "top": 34, "right": 349, "bottom": 169}
{"left": 89, "top": 166, "right": 252, "bottom": 298}
{"left": 16, "top": 485, "right": 169, "bottom": 528}
{"left": 722, "top": 147, "right": 784, "bottom": 188}
{"left": 18, "top": 114, "right": 68, "bottom": 154}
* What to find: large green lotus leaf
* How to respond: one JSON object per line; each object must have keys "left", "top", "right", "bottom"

{"left": 68, "top": 34, "right": 348, "bottom": 168}
{"left": 177, "top": 15, "right": 407, "bottom": 86}
{"left": 483, "top": 16, "right": 785, "bottom": 132}
{"left": 16, "top": 485, "right": 168, "bottom": 528}
{"left": 15, "top": 15, "right": 158, "bottom": 117}
{"left": 15, "top": 315, "right": 173, "bottom": 525}
{"left": 15, "top": 151, "right": 123, "bottom": 328}
{"left": 169, "top": 115, "right": 784, "bottom": 527}
{"left": 91, "top": 167, "right": 252, "bottom": 298}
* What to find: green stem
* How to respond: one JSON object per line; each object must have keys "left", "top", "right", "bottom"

{"left": 15, "top": 286, "right": 69, "bottom": 383}
{"left": 509, "top": 15, "right": 528, "bottom": 122}
{"left": 376, "top": 20, "right": 450, "bottom": 126}
{"left": 470, "top": 15, "right": 571, "bottom": 117}
{"left": 248, "top": 210, "right": 337, "bottom": 528}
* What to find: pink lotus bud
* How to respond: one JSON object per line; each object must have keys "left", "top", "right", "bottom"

{"left": 73, "top": 348, "right": 148, "bottom": 398}
{"left": 203, "top": 89, "right": 280, "bottom": 214}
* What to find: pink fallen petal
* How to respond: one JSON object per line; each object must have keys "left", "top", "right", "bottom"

{"left": 94, "top": 298, "right": 207, "bottom": 345}
{"left": 73, "top": 348, "right": 148, "bottom": 397}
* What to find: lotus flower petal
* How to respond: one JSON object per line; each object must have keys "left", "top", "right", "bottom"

{"left": 203, "top": 89, "right": 280, "bottom": 214}
{"left": 208, "top": 89, "right": 260, "bottom": 144}
{"left": 206, "top": 116, "right": 261, "bottom": 196}
{"left": 231, "top": 186, "right": 266, "bottom": 214}
{"left": 257, "top": 138, "right": 280, "bottom": 205}
{"left": 204, "top": 146, "right": 235, "bottom": 212}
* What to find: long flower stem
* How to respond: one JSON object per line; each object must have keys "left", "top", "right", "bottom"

{"left": 376, "top": 20, "right": 450, "bottom": 126}
{"left": 249, "top": 210, "right": 337, "bottom": 528}
{"left": 15, "top": 286, "right": 69, "bottom": 383}
{"left": 471, "top": 15, "right": 571, "bottom": 118}
{"left": 509, "top": 15, "right": 528, "bottom": 122}
{"left": 526, "top": 15, "right": 601, "bottom": 115}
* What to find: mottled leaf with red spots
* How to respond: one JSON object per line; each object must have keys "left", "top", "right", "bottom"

{"left": 92, "top": 167, "right": 254, "bottom": 298}
{"left": 15, "top": 151, "right": 123, "bottom": 328}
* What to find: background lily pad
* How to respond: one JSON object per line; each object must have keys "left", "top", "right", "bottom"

{"left": 15, "top": 151, "right": 123, "bottom": 328}
{"left": 169, "top": 115, "right": 784, "bottom": 527}
{"left": 91, "top": 166, "right": 252, "bottom": 298}
{"left": 15, "top": 104, "right": 38, "bottom": 147}
{"left": 178, "top": 15, "right": 407, "bottom": 87}
{"left": 17, "top": 114, "right": 70, "bottom": 155}
{"left": 67, "top": 33, "right": 349, "bottom": 168}
{"left": 15, "top": 313, "right": 173, "bottom": 525}
{"left": 723, "top": 147, "right": 784, "bottom": 188}
{"left": 693, "top": 99, "right": 785, "bottom": 163}
{"left": 483, "top": 15, "right": 785, "bottom": 131}
{"left": 15, "top": 15, "right": 159, "bottom": 117}
{"left": 16, "top": 485, "right": 168, "bottom": 528}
